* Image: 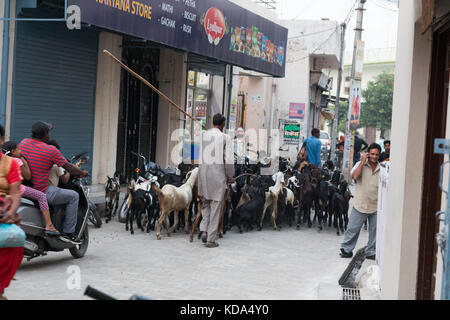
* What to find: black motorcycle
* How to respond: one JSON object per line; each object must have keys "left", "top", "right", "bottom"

{"left": 20, "top": 152, "right": 91, "bottom": 260}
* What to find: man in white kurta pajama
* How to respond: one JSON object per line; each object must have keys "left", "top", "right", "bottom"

{"left": 198, "top": 114, "right": 235, "bottom": 248}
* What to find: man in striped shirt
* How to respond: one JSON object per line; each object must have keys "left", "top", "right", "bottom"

{"left": 19, "top": 121, "right": 88, "bottom": 244}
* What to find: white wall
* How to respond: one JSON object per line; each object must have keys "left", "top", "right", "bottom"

{"left": 380, "top": 0, "right": 432, "bottom": 299}
{"left": 228, "top": 0, "right": 278, "bottom": 21}
{"left": 282, "top": 19, "right": 341, "bottom": 62}
{"left": 276, "top": 54, "right": 310, "bottom": 160}
{"left": 155, "top": 48, "right": 187, "bottom": 168}
{"left": 91, "top": 32, "right": 122, "bottom": 184}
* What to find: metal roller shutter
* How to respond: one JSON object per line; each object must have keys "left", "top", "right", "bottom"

{"left": 11, "top": 21, "right": 98, "bottom": 178}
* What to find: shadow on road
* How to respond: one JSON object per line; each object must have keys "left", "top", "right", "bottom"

{"left": 19, "top": 256, "right": 75, "bottom": 271}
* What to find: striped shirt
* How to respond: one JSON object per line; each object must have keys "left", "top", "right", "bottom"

{"left": 18, "top": 138, "right": 67, "bottom": 192}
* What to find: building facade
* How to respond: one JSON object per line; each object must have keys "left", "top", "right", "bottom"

{"left": 380, "top": 0, "right": 450, "bottom": 299}
{"left": 232, "top": 18, "right": 341, "bottom": 163}
{"left": 0, "top": 0, "right": 288, "bottom": 185}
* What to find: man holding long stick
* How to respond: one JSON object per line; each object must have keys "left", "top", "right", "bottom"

{"left": 198, "top": 114, "right": 234, "bottom": 248}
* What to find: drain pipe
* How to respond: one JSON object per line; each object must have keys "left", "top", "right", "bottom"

{"left": 1, "top": 0, "right": 10, "bottom": 128}
{"left": 268, "top": 82, "right": 276, "bottom": 156}
{"left": 226, "top": 65, "right": 233, "bottom": 130}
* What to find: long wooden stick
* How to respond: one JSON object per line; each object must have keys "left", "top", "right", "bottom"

{"left": 103, "top": 49, "right": 207, "bottom": 131}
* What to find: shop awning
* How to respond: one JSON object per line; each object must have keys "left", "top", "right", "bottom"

{"left": 70, "top": 0, "right": 288, "bottom": 77}
{"left": 321, "top": 109, "right": 335, "bottom": 120}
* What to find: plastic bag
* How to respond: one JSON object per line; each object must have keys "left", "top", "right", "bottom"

{"left": 0, "top": 223, "right": 26, "bottom": 248}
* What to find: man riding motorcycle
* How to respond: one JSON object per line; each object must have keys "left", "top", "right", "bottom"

{"left": 18, "top": 121, "right": 88, "bottom": 244}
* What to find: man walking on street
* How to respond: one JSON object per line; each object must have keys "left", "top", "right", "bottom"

{"left": 300, "top": 128, "right": 322, "bottom": 168}
{"left": 198, "top": 114, "right": 234, "bottom": 248}
{"left": 340, "top": 143, "right": 381, "bottom": 260}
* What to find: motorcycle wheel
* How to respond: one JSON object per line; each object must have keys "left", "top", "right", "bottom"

{"left": 88, "top": 205, "right": 102, "bottom": 228}
{"left": 69, "top": 227, "right": 89, "bottom": 259}
{"left": 118, "top": 197, "right": 129, "bottom": 223}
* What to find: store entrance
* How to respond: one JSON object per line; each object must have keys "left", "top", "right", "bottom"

{"left": 116, "top": 41, "right": 160, "bottom": 182}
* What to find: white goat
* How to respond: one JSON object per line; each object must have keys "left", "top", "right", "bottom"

{"left": 152, "top": 167, "right": 199, "bottom": 240}
{"left": 259, "top": 172, "right": 285, "bottom": 231}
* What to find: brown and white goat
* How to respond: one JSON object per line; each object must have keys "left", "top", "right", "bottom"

{"left": 152, "top": 167, "right": 199, "bottom": 240}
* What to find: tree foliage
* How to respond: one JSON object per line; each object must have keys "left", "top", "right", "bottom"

{"left": 329, "top": 101, "right": 348, "bottom": 133}
{"left": 360, "top": 71, "right": 394, "bottom": 130}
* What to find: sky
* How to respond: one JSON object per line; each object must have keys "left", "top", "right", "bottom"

{"left": 274, "top": 0, "right": 399, "bottom": 53}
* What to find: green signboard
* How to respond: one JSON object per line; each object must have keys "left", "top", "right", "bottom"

{"left": 283, "top": 122, "right": 300, "bottom": 145}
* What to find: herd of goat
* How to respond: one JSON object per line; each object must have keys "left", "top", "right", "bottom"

{"left": 103, "top": 156, "right": 354, "bottom": 240}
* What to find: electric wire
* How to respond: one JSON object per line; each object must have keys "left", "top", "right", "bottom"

{"left": 287, "top": 0, "right": 358, "bottom": 64}
{"left": 369, "top": 0, "right": 398, "bottom": 12}
{"left": 288, "top": 26, "right": 339, "bottom": 40}
{"left": 287, "top": 26, "right": 340, "bottom": 63}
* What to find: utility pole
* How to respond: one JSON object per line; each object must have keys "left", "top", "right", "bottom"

{"left": 342, "top": 0, "right": 366, "bottom": 182}
{"left": 330, "top": 22, "right": 346, "bottom": 168}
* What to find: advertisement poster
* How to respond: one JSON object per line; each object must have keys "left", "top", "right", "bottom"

{"left": 349, "top": 80, "right": 362, "bottom": 130}
{"left": 289, "top": 103, "right": 305, "bottom": 119}
{"left": 230, "top": 98, "right": 237, "bottom": 123}
{"left": 283, "top": 121, "right": 301, "bottom": 145}
{"left": 71, "top": 0, "right": 288, "bottom": 77}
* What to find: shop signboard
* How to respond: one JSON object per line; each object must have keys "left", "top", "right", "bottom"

{"left": 283, "top": 121, "right": 300, "bottom": 145}
{"left": 70, "top": 0, "right": 288, "bottom": 77}
{"left": 289, "top": 102, "right": 305, "bottom": 119}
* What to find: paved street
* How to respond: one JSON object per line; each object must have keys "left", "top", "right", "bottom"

{"left": 7, "top": 213, "right": 369, "bottom": 300}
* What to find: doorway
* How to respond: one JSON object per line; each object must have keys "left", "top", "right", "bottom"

{"left": 115, "top": 42, "right": 160, "bottom": 183}
{"left": 417, "top": 19, "right": 450, "bottom": 300}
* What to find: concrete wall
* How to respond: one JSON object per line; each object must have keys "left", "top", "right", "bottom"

{"left": 155, "top": 48, "right": 187, "bottom": 168}
{"left": 91, "top": 32, "right": 122, "bottom": 184}
{"left": 380, "top": 0, "right": 432, "bottom": 299}
{"left": 276, "top": 54, "right": 310, "bottom": 160}
{"left": 282, "top": 20, "right": 340, "bottom": 60}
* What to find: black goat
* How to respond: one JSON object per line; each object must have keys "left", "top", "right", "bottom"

{"left": 331, "top": 170, "right": 341, "bottom": 187}
{"left": 315, "top": 180, "right": 330, "bottom": 231}
{"left": 296, "top": 172, "right": 314, "bottom": 229}
{"left": 339, "top": 180, "right": 353, "bottom": 231}
{"left": 126, "top": 188, "right": 154, "bottom": 235}
{"left": 324, "top": 160, "right": 335, "bottom": 171}
{"left": 277, "top": 187, "right": 295, "bottom": 227}
{"left": 231, "top": 184, "right": 266, "bottom": 233}
{"left": 328, "top": 185, "right": 346, "bottom": 235}
{"left": 105, "top": 174, "right": 121, "bottom": 223}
